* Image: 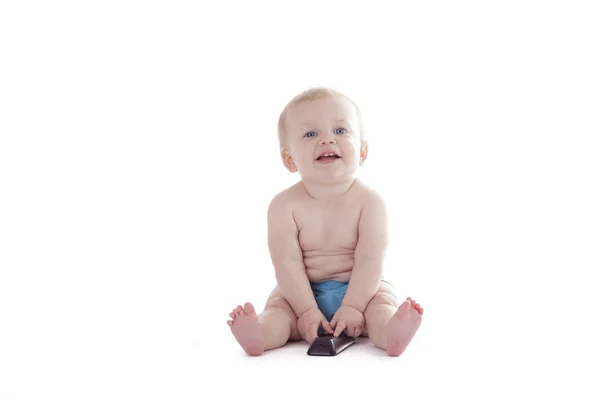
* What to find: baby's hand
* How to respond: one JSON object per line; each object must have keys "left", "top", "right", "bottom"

{"left": 297, "top": 308, "right": 334, "bottom": 344}
{"left": 331, "top": 305, "right": 365, "bottom": 338}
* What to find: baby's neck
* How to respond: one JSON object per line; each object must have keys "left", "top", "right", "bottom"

{"left": 300, "top": 177, "right": 357, "bottom": 201}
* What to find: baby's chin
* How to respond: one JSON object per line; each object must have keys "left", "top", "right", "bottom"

{"left": 299, "top": 164, "right": 359, "bottom": 180}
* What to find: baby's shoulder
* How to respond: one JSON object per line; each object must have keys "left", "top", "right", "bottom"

{"left": 267, "top": 182, "right": 303, "bottom": 212}
{"left": 352, "top": 179, "right": 387, "bottom": 205}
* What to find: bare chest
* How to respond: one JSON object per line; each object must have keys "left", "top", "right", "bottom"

{"left": 294, "top": 201, "right": 362, "bottom": 252}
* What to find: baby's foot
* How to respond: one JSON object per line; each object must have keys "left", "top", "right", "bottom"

{"left": 227, "top": 302, "right": 264, "bottom": 356}
{"left": 385, "top": 297, "right": 424, "bottom": 357}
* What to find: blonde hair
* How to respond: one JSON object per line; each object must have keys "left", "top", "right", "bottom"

{"left": 277, "top": 87, "right": 365, "bottom": 152}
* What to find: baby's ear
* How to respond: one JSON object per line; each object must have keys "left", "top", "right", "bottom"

{"left": 360, "top": 141, "right": 368, "bottom": 165}
{"left": 281, "top": 150, "right": 298, "bottom": 173}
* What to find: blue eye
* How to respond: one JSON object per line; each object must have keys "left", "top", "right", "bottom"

{"left": 304, "top": 131, "right": 317, "bottom": 137}
{"left": 335, "top": 128, "right": 347, "bottom": 135}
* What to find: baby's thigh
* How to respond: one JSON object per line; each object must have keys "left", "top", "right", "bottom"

{"left": 370, "top": 281, "right": 400, "bottom": 306}
{"left": 361, "top": 281, "right": 400, "bottom": 336}
{"left": 264, "top": 285, "right": 302, "bottom": 340}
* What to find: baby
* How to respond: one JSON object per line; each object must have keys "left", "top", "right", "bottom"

{"left": 227, "top": 87, "right": 424, "bottom": 356}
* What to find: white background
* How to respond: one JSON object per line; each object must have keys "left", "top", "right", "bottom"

{"left": 1, "top": 1, "right": 599, "bottom": 399}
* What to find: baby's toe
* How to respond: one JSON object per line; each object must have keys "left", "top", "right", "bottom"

{"left": 243, "top": 302, "right": 256, "bottom": 315}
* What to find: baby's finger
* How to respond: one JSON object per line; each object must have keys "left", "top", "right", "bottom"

{"left": 347, "top": 326, "right": 356, "bottom": 338}
{"left": 321, "top": 319, "right": 334, "bottom": 334}
{"left": 334, "top": 321, "right": 346, "bottom": 337}
{"left": 355, "top": 325, "right": 364, "bottom": 337}
{"left": 304, "top": 330, "right": 312, "bottom": 343}
{"left": 330, "top": 314, "right": 338, "bottom": 328}
{"left": 309, "top": 324, "right": 319, "bottom": 342}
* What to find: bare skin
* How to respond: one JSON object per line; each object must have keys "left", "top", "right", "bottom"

{"left": 228, "top": 180, "right": 424, "bottom": 356}
{"left": 227, "top": 93, "right": 424, "bottom": 356}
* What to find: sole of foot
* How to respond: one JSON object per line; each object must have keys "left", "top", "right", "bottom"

{"left": 386, "top": 297, "right": 424, "bottom": 357}
{"left": 227, "top": 302, "right": 265, "bottom": 356}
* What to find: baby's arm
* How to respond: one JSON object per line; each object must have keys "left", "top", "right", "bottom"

{"left": 342, "top": 190, "right": 389, "bottom": 313}
{"left": 267, "top": 194, "right": 318, "bottom": 318}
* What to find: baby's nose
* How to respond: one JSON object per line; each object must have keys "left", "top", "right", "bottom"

{"left": 320, "top": 136, "right": 337, "bottom": 145}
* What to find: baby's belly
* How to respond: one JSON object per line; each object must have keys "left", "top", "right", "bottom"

{"left": 303, "top": 250, "right": 355, "bottom": 283}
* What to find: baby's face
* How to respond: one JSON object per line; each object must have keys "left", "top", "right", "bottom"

{"left": 282, "top": 96, "right": 366, "bottom": 182}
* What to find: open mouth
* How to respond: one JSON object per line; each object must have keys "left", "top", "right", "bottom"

{"left": 317, "top": 154, "right": 340, "bottom": 161}
{"left": 316, "top": 152, "right": 341, "bottom": 162}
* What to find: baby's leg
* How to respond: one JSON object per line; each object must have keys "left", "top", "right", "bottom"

{"left": 363, "top": 282, "right": 424, "bottom": 356}
{"left": 227, "top": 285, "right": 301, "bottom": 356}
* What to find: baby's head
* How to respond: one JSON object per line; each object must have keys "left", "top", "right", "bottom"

{"left": 277, "top": 87, "right": 368, "bottom": 181}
